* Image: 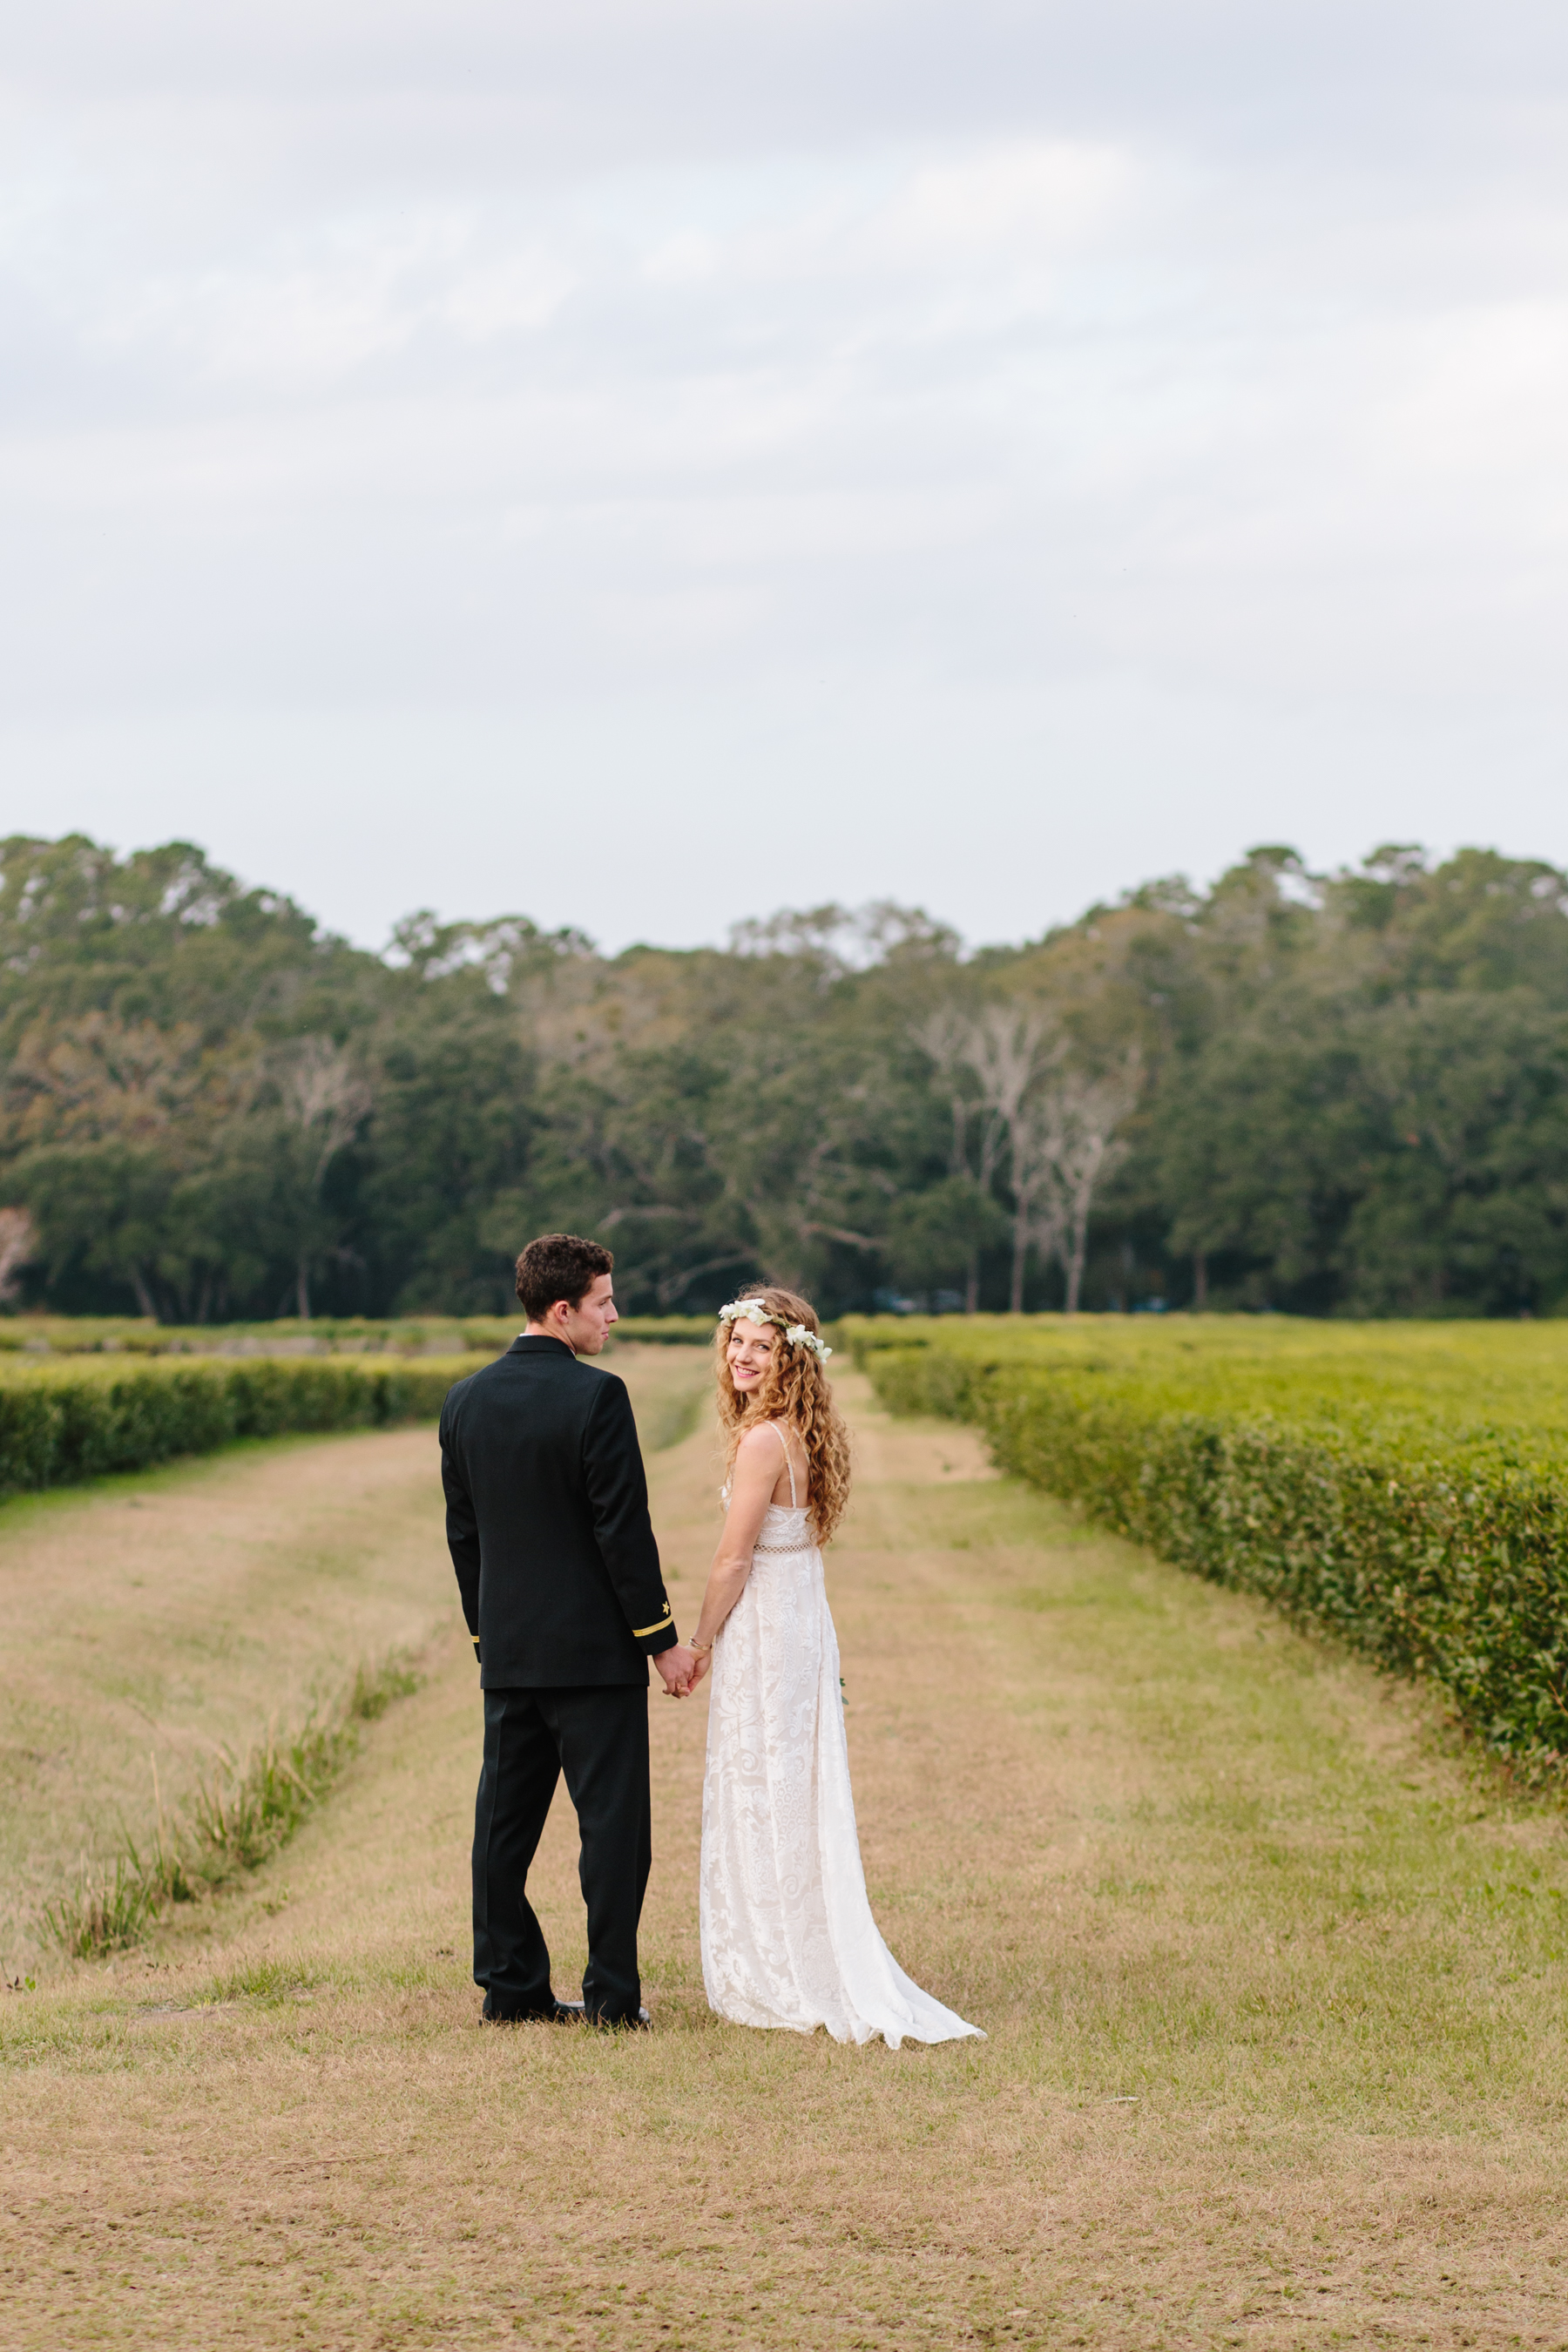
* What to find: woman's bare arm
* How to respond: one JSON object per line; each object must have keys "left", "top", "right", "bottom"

{"left": 687, "top": 1426, "right": 788, "bottom": 1677}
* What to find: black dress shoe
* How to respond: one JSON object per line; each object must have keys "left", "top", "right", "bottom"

{"left": 582, "top": 2005, "right": 652, "bottom": 2030}
{"left": 481, "top": 1997, "right": 615, "bottom": 2026}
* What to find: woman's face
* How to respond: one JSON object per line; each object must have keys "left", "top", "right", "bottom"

{"left": 726, "top": 1316, "right": 777, "bottom": 1395}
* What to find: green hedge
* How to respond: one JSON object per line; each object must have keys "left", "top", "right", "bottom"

{"left": 0, "top": 1315, "right": 515, "bottom": 1358}
{"left": 0, "top": 1355, "right": 483, "bottom": 1499}
{"left": 0, "top": 1310, "right": 721, "bottom": 1356}
{"left": 862, "top": 1339, "right": 1568, "bottom": 1780}
{"left": 607, "top": 1317, "right": 716, "bottom": 1347}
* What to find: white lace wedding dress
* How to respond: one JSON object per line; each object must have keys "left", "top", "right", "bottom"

{"left": 699, "top": 1431, "right": 983, "bottom": 2048}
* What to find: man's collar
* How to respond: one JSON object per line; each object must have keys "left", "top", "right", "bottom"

{"left": 509, "top": 1334, "right": 575, "bottom": 1357}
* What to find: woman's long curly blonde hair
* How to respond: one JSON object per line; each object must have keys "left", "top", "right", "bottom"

{"left": 713, "top": 1285, "right": 852, "bottom": 1543}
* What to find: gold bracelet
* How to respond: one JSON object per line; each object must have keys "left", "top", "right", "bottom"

{"left": 691, "top": 1639, "right": 713, "bottom": 1654}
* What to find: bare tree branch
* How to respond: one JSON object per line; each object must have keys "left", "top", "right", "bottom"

{"left": 958, "top": 1004, "right": 1063, "bottom": 1311}
{"left": 1031, "top": 1055, "right": 1144, "bottom": 1313}
{"left": 0, "top": 1206, "right": 36, "bottom": 1305}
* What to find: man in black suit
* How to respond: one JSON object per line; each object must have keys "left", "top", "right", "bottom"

{"left": 440, "top": 1233, "right": 697, "bottom": 2027}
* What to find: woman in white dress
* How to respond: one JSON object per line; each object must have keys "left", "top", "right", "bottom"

{"left": 686, "top": 1287, "right": 983, "bottom": 2050}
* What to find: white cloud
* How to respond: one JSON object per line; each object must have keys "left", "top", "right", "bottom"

{"left": 1, "top": 3, "right": 1567, "bottom": 946}
{"left": 1373, "top": 300, "right": 1568, "bottom": 490}
{"left": 874, "top": 142, "right": 1131, "bottom": 263}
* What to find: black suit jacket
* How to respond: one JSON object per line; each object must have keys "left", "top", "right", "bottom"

{"left": 439, "top": 1335, "right": 676, "bottom": 1688}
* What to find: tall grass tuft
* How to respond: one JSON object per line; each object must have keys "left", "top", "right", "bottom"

{"left": 44, "top": 1851, "right": 159, "bottom": 1957}
{"left": 42, "top": 1655, "right": 421, "bottom": 1959}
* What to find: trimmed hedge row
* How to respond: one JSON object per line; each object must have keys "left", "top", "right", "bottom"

{"left": 0, "top": 1310, "right": 722, "bottom": 1357}
{"left": 862, "top": 1340, "right": 1568, "bottom": 1779}
{"left": 0, "top": 1355, "right": 483, "bottom": 1499}
{"left": 609, "top": 1317, "right": 716, "bottom": 1347}
{"left": 0, "top": 1314, "right": 512, "bottom": 1357}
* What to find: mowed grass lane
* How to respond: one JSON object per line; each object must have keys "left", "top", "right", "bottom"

{"left": 3, "top": 1368, "right": 1566, "bottom": 2348}
{"left": 0, "top": 1344, "right": 711, "bottom": 1962}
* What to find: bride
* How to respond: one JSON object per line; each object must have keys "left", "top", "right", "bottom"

{"left": 686, "top": 1287, "right": 983, "bottom": 2049}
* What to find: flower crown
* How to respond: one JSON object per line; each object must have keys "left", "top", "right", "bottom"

{"left": 717, "top": 1298, "right": 834, "bottom": 1363}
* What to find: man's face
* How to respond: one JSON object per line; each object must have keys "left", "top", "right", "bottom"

{"left": 555, "top": 1272, "right": 618, "bottom": 1356}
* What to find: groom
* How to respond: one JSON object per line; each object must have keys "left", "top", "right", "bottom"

{"left": 439, "top": 1232, "right": 697, "bottom": 2026}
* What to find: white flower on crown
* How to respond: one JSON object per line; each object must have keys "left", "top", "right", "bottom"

{"left": 717, "top": 1299, "right": 833, "bottom": 1362}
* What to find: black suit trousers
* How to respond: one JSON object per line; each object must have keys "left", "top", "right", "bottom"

{"left": 472, "top": 1685, "right": 651, "bottom": 2024}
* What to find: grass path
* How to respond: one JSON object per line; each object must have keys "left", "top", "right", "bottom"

{"left": 0, "top": 1343, "right": 711, "bottom": 1958}
{"left": 0, "top": 1426, "right": 449, "bottom": 1952}
{"left": 3, "top": 1369, "right": 1567, "bottom": 2347}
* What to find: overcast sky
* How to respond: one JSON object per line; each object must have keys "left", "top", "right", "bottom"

{"left": 3, "top": 2, "right": 1566, "bottom": 952}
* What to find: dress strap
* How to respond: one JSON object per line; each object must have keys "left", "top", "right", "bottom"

{"left": 769, "top": 1421, "right": 799, "bottom": 1509}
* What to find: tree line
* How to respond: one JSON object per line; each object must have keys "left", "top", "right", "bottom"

{"left": 2, "top": 831, "right": 1565, "bottom": 1322}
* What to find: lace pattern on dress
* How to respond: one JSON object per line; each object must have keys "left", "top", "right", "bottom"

{"left": 699, "top": 1429, "right": 983, "bottom": 2050}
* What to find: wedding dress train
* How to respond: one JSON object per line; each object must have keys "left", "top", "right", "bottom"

{"left": 699, "top": 1439, "right": 983, "bottom": 2049}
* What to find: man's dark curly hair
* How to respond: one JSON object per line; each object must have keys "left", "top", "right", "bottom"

{"left": 515, "top": 1233, "right": 614, "bottom": 1320}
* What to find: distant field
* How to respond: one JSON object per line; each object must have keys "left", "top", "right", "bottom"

{"left": 0, "top": 1325, "right": 717, "bottom": 1511}
{"left": 0, "top": 1312, "right": 714, "bottom": 1357}
{"left": 843, "top": 1311, "right": 1568, "bottom": 1450}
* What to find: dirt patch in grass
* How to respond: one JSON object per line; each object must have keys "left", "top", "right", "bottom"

{"left": 3, "top": 1372, "right": 1567, "bottom": 2347}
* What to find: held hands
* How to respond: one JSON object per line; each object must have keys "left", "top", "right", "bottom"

{"left": 652, "top": 1640, "right": 714, "bottom": 1698}
{"left": 653, "top": 1642, "right": 699, "bottom": 1699}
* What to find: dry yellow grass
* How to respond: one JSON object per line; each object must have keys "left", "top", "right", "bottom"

{"left": 0, "top": 1344, "right": 712, "bottom": 1959}
{"left": 0, "top": 1426, "right": 449, "bottom": 1955}
{"left": 3, "top": 1362, "right": 1567, "bottom": 2348}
